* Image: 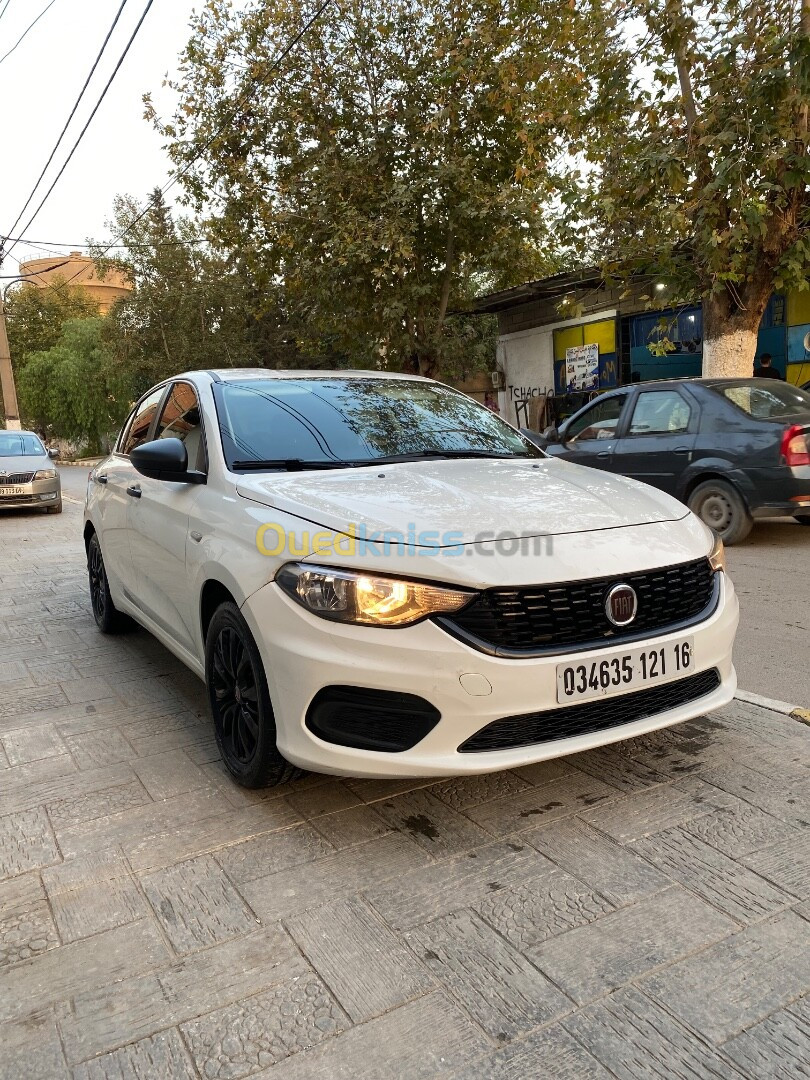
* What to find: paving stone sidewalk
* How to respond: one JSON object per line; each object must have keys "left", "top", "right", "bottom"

{"left": 0, "top": 496, "right": 808, "bottom": 1079}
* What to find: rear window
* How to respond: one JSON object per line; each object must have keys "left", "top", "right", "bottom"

{"left": 713, "top": 382, "right": 810, "bottom": 419}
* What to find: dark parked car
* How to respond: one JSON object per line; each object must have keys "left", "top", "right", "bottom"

{"left": 526, "top": 378, "right": 810, "bottom": 543}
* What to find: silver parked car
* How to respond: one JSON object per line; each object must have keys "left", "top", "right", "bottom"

{"left": 0, "top": 430, "right": 62, "bottom": 514}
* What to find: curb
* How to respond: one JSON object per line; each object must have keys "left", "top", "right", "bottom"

{"left": 735, "top": 689, "right": 809, "bottom": 726}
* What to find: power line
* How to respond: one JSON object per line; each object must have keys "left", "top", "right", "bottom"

{"left": 0, "top": 259, "right": 71, "bottom": 279}
{"left": 0, "top": 0, "right": 60, "bottom": 67}
{"left": 0, "top": 1, "right": 13, "bottom": 28}
{"left": 5, "top": 0, "right": 131, "bottom": 244}
{"left": 6, "top": 0, "right": 333, "bottom": 303}
{"left": 3, "top": 0, "right": 156, "bottom": 261}
{"left": 21, "top": 0, "right": 336, "bottom": 300}
{"left": 3, "top": 235, "right": 209, "bottom": 249}
{"left": 158, "top": 0, "right": 334, "bottom": 203}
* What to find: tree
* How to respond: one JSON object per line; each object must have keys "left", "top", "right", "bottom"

{"left": 97, "top": 190, "right": 313, "bottom": 391}
{"left": 559, "top": 0, "right": 810, "bottom": 376}
{"left": 4, "top": 280, "right": 98, "bottom": 370}
{"left": 151, "top": 0, "right": 594, "bottom": 377}
{"left": 17, "top": 318, "right": 131, "bottom": 452}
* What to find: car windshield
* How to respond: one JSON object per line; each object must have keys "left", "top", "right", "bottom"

{"left": 214, "top": 378, "right": 541, "bottom": 468}
{"left": 0, "top": 433, "right": 46, "bottom": 456}
{"left": 713, "top": 381, "right": 810, "bottom": 419}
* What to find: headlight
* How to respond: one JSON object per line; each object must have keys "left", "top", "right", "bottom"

{"left": 708, "top": 534, "right": 725, "bottom": 573}
{"left": 34, "top": 469, "right": 57, "bottom": 480}
{"left": 276, "top": 563, "right": 475, "bottom": 627}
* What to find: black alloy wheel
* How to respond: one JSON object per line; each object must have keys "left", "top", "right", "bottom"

{"left": 87, "top": 532, "right": 130, "bottom": 633}
{"left": 205, "top": 601, "right": 302, "bottom": 788}
{"left": 211, "top": 626, "right": 261, "bottom": 767}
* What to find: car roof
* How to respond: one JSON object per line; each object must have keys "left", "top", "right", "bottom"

{"left": 180, "top": 368, "right": 433, "bottom": 384}
{"left": 1, "top": 430, "right": 41, "bottom": 438}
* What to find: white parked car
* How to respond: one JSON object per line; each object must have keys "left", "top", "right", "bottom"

{"left": 84, "top": 370, "right": 738, "bottom": 787}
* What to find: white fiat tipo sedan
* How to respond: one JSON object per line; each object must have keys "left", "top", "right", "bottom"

{"left": 84, "top": 370, "right": 738, "bottom": 787}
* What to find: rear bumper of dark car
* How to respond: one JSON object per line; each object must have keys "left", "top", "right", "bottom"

{"left": 742, "top": 465, "right": 810, "bottom": 517}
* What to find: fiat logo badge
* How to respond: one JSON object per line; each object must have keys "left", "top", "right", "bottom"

{"left": 605, "top": 583, "right": 637, "bottom": 626}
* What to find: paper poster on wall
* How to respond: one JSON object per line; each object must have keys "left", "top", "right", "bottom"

{"left": 564, "top": 343, "right": 599, "bottom": 391}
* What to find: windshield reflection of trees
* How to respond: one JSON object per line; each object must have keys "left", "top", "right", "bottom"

{"left": 225, "top": 379, "right": 531, "bottom": 461}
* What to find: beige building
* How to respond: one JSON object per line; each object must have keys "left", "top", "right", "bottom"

{"left": 19, "top": 252, "right": 131, "bottom": 313}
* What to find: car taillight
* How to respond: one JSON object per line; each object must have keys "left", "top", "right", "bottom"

{"left": 781, "top": 425, "right": 810, "bottom": 466}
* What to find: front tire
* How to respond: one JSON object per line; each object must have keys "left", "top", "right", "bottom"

{"left": 46, "top": 501, "right": 63, "bottom": 514}
{"left": 87, "top": 533, "right": 131, "bottom": 632}
{"left": 688, "top": 479, "right": 753, "bottom": 545}
{"left": 794, "top": 515, "right": 810, "bottom": 526}
{"left": 205, "top": 601, "right": 301, "bottom": 788}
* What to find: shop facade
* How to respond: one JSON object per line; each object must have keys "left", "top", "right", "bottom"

{"left": 475, "top": 270, "right": 810, "bottom": 429}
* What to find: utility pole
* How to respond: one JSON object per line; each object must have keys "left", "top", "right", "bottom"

{"left": 0, "top": 241, "right": 22, "bottom": 430}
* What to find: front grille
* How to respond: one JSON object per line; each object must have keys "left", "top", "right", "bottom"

{"left": 442, "top": 558, "right": 717, "bottom": 656}
{"left": 0, "top": 493, "right": 36, "bottom": 504}
{"left": 0, "top": 472, "right": 34, "bottom": 484}
{"left": 459, "top": 668, "right": 721, "bottom": 753}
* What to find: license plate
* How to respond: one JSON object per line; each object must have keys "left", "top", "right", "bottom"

{"left": 0, "top": 486, "right": 25, "bottom": 496}
{"left": 556, "top": 638, "right": 694, "bottom": 704}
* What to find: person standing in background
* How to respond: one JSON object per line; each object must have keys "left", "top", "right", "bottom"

{"left": 483, "top": 391, "right": 500, "bottom": 413}
{"left": 753, "top": 353, "right": 783, "bottom": 379}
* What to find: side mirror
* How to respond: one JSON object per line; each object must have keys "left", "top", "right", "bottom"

{"left": 130, "top": 438, "right": 205, "bottom": 484}
{"left": 545, "top": 426, "right": 560, "bottom": 442}
{"left": 47, "top": 448, "right": 59, "bottom": 459}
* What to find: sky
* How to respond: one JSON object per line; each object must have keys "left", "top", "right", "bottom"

{"left": 0, "top": 0, "right": 203, "bottom": 275}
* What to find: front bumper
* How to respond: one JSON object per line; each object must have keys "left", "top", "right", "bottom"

{"left": 242, "top": 572, "right": 739, "bottom": 778}
{"left": 0, "top": 475, "right": 61, "bottom": 509}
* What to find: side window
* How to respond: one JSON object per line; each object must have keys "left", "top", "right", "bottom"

{"left": 120, "top": 387, "right": 166, "bottom": 456}
{"left": 628, "top": 390, "right": 692, "bottom": 435}
{"left": 154, "top": 381, "right": 205, "bottom": 470}
{"left": 567, "top": 394, "right": 627, "bottom": 441}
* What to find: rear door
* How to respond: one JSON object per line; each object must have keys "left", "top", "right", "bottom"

{"left": 95, "top": 385, "right": 166, "bottom": 596}
{"left": 612, "top": 387, "right": 698, "bottom": 494}
{"left": 554, "top": 391, "right": 631, "bottom": 472}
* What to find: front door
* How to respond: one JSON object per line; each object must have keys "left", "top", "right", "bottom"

{"left": 557, "top": 391, "right": 631, "bottom": 472}
{"left": 127, "top": 381, "right": 206, "bottom": 653}
{"left": 612, "top": 387, "right": 697, "bottom": 495}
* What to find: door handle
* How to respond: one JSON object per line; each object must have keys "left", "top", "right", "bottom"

{"left": 673, "top": 446, "right": 690, "bottom": 454}
{"left": 95, "top": 473, "right": 108, "bottom": 484}
{"left": 190, "top": 530, "right": 203, "bottom": 543}
{"left": 597, "top": 451, "right": 611, "bottom": 459}
{"left": 126, "top": 485, "right": 142, "bottom": 499}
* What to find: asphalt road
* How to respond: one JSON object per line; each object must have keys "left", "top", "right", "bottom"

{"left": 57, "top": 466, "right": 810, "bottom": 708}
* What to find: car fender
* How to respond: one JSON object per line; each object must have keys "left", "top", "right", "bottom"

{"left": 677, "top": 458, "right": 756, "bottom": 505}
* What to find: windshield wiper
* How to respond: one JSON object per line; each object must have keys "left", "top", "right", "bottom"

{"left": 367, "top": 449, "right": 537, "bottom": 464}
{"left": 231, "top": 459, "right": 352, "bottom": 471}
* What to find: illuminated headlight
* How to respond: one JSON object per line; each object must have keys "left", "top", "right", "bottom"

{"left": 276, "top": 563, "right": 476, "bottom": 627}
{"left": 708, "top": 534, "right": 725, "bottom": 573}
{"left": 34, "top": 469, "right": 57, "bottom": 480}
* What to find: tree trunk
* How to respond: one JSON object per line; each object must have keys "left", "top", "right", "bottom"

{"left": 701, "top": 283, "right": 771, "bottom": 378}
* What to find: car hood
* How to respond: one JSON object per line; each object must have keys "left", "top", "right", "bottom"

{"left": 235, "top": 457, "right": 690, "bottom": 543}
{"left": 0, "top": 454, "right": 48, "bottom": 474}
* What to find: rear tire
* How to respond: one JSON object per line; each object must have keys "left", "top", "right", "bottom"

{"left": 87, "top": 533, "right": 131, "bottom": 633}
{"left": 205, "top": 601, "right": 303, "bottom": 788}
{"left": 688, "top": 479, "right": 753, "bottom": 545}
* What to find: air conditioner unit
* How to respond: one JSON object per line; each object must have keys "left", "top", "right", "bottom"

{"left": 491, "top": 369, "right": 505, "bottom": 390}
